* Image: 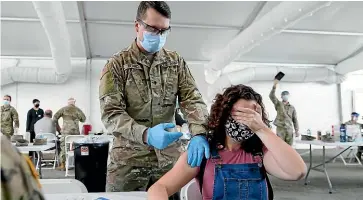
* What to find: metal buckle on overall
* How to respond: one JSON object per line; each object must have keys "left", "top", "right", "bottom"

{"left": 253, "top": 152, "right": 264, "bottom": 168}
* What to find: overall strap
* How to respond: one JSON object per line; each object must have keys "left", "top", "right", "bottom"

{"left": 198, "top": 147, "right": 220, "bottom": 195}
{"left": 197, "top": 157, "right": 207, "bottom": 194}
{"left": 252, "top": 149, "right": 274, "bottom": 200}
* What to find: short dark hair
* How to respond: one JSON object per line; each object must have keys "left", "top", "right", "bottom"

{"left": 33, "top": 99, "right": 40, "bottom": 104}
{"left": 137, "top": 1, "right": 171, "bottom": 20}
{"left": 45, "top": 110, "right": 53, "bottom": 117}
{"left": 4, "top": 95, "right": 11, "bottom": 101}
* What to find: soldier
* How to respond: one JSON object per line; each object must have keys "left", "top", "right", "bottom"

{"left": 1, "top": 134, "right": 45, "bottom": 200}
{"left": 53, "top": 97, "right": 86, "bottom": 171}
{"left": 344, "top": 112, "right": 362, "bottom": 161}
{"left": 1, "top": 95, "right": 19, "bottom": 139}
{"left": 269, "top": 80, "right": 299, "bottom": 145}
{"left": 99, "top": 1, "right": 209, "bottom": 196}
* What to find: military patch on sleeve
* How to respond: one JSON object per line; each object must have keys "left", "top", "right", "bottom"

{"left": 100, "top": 63, "right": 109, "bottom": 79}
{"left": 99, "top": 71, "right": 118, "bottom": 98}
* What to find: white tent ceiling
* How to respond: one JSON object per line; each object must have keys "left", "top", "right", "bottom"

{"left": 1, "top": 1, "right": 363, "bottom": 89}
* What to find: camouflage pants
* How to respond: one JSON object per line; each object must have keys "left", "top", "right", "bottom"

{"left": 276, "top": 126, "right": 294, "bottom": 145}
{"left": 59, "top": 135, "right": 71, "bottom": 163}
{"left": 106, "top": 163, "right": 179, "bottom": 200}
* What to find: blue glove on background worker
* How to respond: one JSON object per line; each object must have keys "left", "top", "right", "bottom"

{"left": 147, "top": 123, "right": 183, "bottom": 150}
{"left": 187, "top": 135, "right": 210, "bottom": 167}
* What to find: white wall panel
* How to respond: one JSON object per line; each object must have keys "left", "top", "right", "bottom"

{"left": 1, "top": 59, "right": 344, "bottom": 138}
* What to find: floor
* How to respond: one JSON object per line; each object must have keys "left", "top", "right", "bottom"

{"left": 41, "top": 149, "right": 363, "bottom": 200}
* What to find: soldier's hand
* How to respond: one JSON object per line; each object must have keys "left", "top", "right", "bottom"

{"left": 187, "top": 135, "right": 210, "bottom": 168}
{"left": 147, "top": 123, "right": 183, "bottom": 150}
{"left": 273, "top": 79, "right": 279, "bottom": 86}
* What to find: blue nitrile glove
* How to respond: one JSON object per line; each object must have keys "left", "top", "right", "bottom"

{"left": 187, "top": 135, "right": 210, "bottom": 168}
{"left": 147, "top": 123, "right": 183, "bottom": 150}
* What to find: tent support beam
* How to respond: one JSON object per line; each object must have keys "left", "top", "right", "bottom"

{"left": 238, "top": 2, "right": 266, "bottom": 33}
{"left": 76, "top": 1, "right": 92, "bottom": 59}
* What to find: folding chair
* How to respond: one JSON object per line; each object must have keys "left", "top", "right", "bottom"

{"left": 64, "top": 135, "right": 86, "bottom": 177}
{"left": 40, "top": 179, "right": 88, "bottom": 194}
{"left": 180, "top": 179, "right": 202, "bottom": 200}
{"left": 334, "top": 146, "right": 362, "bottom": 166}
{"left": 36, "top": 133, "right": 59, "bottom": 170}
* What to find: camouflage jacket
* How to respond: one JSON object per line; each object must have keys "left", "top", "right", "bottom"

{"left": 0, "top": 105, "right": 19, "bottom": 136}
{"left": 1, "top": 135, "right": 45, "bottom": 200}
{"left": 53, "top": 105, "right": 86, "bottom": 135}
{"left": 99, "top": 41, "right": 209, "bottom": 168}
{"left": 269, "top": 86, "right": 299, "bottom": 132}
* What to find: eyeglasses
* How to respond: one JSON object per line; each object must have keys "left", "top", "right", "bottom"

{"left": 137, "top": 19, "right": 171, "bottom": 36}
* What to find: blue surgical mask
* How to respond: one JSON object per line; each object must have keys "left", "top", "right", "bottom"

{"left": 282, "top": 95, "right": 289, "bottom": 101}
{"left": 3, "top": 100, "right": 10, "bottom": 105}
{"left": 140, "top": 31, "right": 167, "bottom": 53}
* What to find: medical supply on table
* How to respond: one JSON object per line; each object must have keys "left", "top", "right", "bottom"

{"left": 340, "top": 124, "right": 347, "bottom": 142}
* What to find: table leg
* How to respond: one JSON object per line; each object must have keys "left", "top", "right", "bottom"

{"left": 32, "top": 151, "right": 36, "bottom": 165}
{"left": 322, "top": 146, "right": 333, "bottom": 194}
{"left": 38, "top": 151, "right": 42, "bottom": 179}
{"left": 304, "top": 144, "right": 312, "bottom": 185}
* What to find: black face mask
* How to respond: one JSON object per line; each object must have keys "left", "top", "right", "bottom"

{"left": 34, "top": 104, "right": 40, "bottom": 108}
{"left": 225, "top": 116, "right": 255, "bottom": 142}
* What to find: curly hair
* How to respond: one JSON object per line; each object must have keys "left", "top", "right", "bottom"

{"left": 207, "top": 84, "right": 271, "bottom": 153}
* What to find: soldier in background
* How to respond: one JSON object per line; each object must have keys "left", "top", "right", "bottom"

{"left": 99, "top": 1, "right": 209, "bottom": 197}
{"left": 344, "top": 112, "right": 362, "bottom": 161}
{"left": 1, "top": 134, "right": 45, "bottom": 200}
{"left": 53, "top": 97, "right": 86, "bottom": 171}
{"left": 269, "top": 80, "right": 299, "bottom": 145}
{"left": 0, "top": 95, "right": 19, "bottom": 139}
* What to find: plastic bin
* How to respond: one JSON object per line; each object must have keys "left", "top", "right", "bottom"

{"left": 73, "top": 139, "right": 109, "bottom": 192}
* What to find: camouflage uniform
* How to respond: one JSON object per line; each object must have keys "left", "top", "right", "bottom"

{"left": 99, "top": 41, "right": 208, "bottom": 193}
{"left": 53, "top": 104, "right": 86, "bottom": 163}
{"left": 1, "top": 135, "right": 45, "bottom": 200}
{"left": 0, "top": 105, "right": 19, "bottom": 139}
{"left": 269, "top": 86, "right": 299, "bottom": 145}
{"left": 344, "top": 120, "right": 363, "bottom": 160}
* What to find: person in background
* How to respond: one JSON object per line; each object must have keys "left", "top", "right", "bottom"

{"left": 53, "top": 97, "right": 86, "bottom": 171}
{"left": 34, "top": 109, "right": 61, "bottom": 135}
{"left": 269, "top": 80, "right": 299, "bottom": 145}
{"left": 147, "top": 84, "right": 306, "bottom": 200}
{"left": 344, "top": 112, "right": 362, "bottom": 161}
{"left": 1, "top": 134, "right": 45, "bottom": 200}
{"left": 175, "top": 109, "right": 187, "bottom": 131}
{"left": 26, "top": 99, "right": 44, "bottom": 142}
{"left": 99, "top": 1, "right": 209, "bottom": 196}
{"left": 0, "top": 95, "right": 19, "bottom": 139}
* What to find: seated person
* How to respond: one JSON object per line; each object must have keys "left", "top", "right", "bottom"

{"left": 34, "top": 109, "right": 61, "bottom": 135}
{"left": 148, "top": 84, "right": 307, "bottom": 200}
{"left": 34, "top": 109, "right": 61, "bottom": 154}
{"left": 345, "top": 112, "right": 362, "bottom": 161}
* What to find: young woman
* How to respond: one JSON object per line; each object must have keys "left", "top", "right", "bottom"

{"left": 147, "top": 84, "right": 307, "bottom": 200}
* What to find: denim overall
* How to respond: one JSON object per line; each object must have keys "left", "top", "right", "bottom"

{"left": 210, "top": 148, "right": 269, "bottom": 200}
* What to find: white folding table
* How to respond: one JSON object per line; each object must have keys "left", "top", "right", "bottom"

{"left": 44, "top": 192, "right": 147, "bottom": 200}
{"left": 296, "top": 140, "right": 363, "bottom": 193}
{"left": 12, "top": 143, "right": 55, "bottom": 178}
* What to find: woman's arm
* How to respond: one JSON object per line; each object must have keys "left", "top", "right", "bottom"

{"left": 148, "top": 152, "right": 199, "bottom": 200}
{"left": 231, "top": 105, "right": 306, "bottom": 181}
{"left": 257, "top": 128, "right": 306, "bottom": 180}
